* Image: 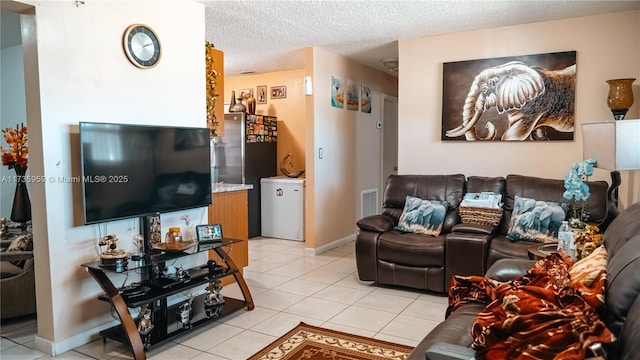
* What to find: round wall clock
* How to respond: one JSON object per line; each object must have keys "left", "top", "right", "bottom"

{"left": 123, "top": 24, "right": 161, "bottom": 69}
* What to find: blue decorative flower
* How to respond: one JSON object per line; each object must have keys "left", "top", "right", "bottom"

{"left": 563, "top": 157, "right": 596, "bottom": 228}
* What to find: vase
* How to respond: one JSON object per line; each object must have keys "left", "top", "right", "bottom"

{"left": 228, "top": 91, "right": 237, "bottom": 113}
{"left": 11, "top": 166, "right": 32, "bottom": 224}
{"left": 247, "top": 92, "right": 256, "bottom": 115}
{"left": 230, "top": 97, "right": 246, "bottom": 113}
{"left": 606, "top": 78, "right": 636, "bottom": 120}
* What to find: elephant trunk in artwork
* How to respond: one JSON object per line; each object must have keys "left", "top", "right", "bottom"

{"left": 445, "top": 80, "right": 495, "bottom": 141}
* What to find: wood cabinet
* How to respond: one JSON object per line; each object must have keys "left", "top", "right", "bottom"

{"left": 208, "top": 189, "right": 249, "bottom": 284}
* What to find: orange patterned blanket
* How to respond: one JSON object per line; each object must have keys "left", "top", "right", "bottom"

{"left": 447, "top": 252, "right": 615, "bottom": 360}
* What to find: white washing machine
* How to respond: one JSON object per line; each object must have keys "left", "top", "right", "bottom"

{"left": 260, "top": 176, "right": 305, "bottom": 241}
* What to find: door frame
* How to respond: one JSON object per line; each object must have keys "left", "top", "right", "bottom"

{"left": 380, "top": 94, "right": 398, "bottom": 210}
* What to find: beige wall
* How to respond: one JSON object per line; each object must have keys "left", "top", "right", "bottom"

{"left": 225, "top": 70, "right": 306, "bottom": 172}
{"left": 307, "top": 47, "right": 398, "bottom": 250}
{"left": 398, "top": 10, "right": 640, "bottom": 208}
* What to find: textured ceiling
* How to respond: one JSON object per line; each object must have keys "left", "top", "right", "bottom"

{"left": 2, "top": 1, "right": 639, "bottom": 75}
{"left": 203, "top": 0, "right": 640, "bottom": 76}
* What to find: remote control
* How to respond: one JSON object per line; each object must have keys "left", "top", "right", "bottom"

{"left": 425, "top": 342, "right": 476, "bottom": 360}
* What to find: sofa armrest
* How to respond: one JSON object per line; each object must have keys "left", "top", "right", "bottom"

{"left": 356, "top": 214, "right": 395, "bottom": 232}
{"left": 446, "top": 233, "right": 491, "bottom": 289}
{"left": 451, "top": 223, "right": 496, "bottom": 235}
{"left": 0, "top": 251, "right": 34, "bottom": 262}
{"left": 484, "top": 258, "right": 535, "bottom": 282}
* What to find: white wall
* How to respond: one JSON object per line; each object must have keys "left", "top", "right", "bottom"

{"left": 17, "top": 1, "right": 208, "bottom": 355}
{"left": 0, "top": 44, "right": 26, "bottom": 217}
{"left": 306, "top": 47, "right": 397, "bottom": 250}
{"left": 398, "top": 10, "right": 640, "bottom": 208}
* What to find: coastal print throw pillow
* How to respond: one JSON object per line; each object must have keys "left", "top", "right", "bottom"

{"left": 395, "top": 196, "right": 448, "bottom": 236}
{"left": 507, "top": 196, "right": 566, "bottom": 242}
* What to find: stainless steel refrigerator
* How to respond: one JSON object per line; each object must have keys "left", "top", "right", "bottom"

{"left": 212, "top": 113, "right": 278, "bottom": 238}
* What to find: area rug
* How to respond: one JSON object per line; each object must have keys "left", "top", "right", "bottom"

{"left": 248, "top": 322, "right": 414, "bottom": 360}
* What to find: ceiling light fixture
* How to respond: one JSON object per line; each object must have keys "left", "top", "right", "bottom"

{"left": 382, "top": 58, "right": 399, "bottom": 72}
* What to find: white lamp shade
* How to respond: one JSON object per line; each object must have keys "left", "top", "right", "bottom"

{"left": 582, "top": 119, "right": 640, "bottom": 171}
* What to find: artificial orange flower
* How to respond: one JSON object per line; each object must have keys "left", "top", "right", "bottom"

{"left": 0, "top": 123, "right": 28, "bottom": 170}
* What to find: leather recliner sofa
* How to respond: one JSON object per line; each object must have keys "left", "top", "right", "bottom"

{"left": 355, "top": 174, "right": 614, "bottom": 293}
{"left": 406, "top": 200, "right": 640, "bottom": 360}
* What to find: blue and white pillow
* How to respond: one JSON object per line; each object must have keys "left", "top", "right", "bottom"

{"left": 507, "top": 195, "right": 567, "bottom": 242}
{"left": 395, "top": 196, "right": 448, "bottom": 236}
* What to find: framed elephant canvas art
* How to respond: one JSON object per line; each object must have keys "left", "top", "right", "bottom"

{"left": 441, "top": 51, "right": 576, "bottom": 141}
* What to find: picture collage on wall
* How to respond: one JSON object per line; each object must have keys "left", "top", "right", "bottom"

{"left": 331, "top": 75, "right": 372, "bottom": 113}
{"left": 246, "top": 115, "right": 277, "bottom": 143}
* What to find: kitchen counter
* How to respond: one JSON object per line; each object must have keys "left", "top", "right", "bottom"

{"left": 212, "top": 183, "right": 253, "bottom": 193}
{"left": 209, "top": 184, "right": 251, "bottom": 283}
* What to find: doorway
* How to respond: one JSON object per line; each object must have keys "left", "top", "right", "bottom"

{"left": 380, "top": 95, "right": 398, "bottom": 202}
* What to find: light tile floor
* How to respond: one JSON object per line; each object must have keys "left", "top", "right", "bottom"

{"left": 0, "top": 238, "right": 448, "bottom": 360}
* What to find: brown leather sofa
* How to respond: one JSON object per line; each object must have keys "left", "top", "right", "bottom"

{"left": 355, "top": 174, "right": 614, "bottom": 293}
{"left": 356, "top": 174, "right": 465, "bottom": 293}
{"left": 0, "top": 233, "right": 36, "bottom": 319}
{"left": 407, "top": 200, "right": 640, "bottom": 360}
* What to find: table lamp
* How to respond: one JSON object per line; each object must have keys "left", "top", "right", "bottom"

{"left": 582, "top": 120, "right": 640, "bottom": 212}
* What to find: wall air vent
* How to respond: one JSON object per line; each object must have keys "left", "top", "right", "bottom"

{"left": 361, "top": 189, "right": 379, "bottom": 218}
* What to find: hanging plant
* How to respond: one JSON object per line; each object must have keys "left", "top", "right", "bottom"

{"left": 205, "top": 41, "right": 220, "bottom": 137}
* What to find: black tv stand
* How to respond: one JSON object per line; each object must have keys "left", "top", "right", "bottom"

{"left": 81, "top": 238, "right": 253, "bottom": 360}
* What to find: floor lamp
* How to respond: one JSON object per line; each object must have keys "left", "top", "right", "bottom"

{"left": 582, "top": 120, "right": 640, "bottom": 214}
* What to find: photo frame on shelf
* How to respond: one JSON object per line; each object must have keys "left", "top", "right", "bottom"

{"left": 257, "top": 85, "right": 267, "bottom": 104}
{"left": 271, "top": 86, "right": 287, "bottom": 99}
{"left": 196, "top": 223, "right": 223, "bottom": 251}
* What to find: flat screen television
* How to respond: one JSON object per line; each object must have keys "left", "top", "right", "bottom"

{"left": 80, "top": 122, "right": 212, "bottom": 224}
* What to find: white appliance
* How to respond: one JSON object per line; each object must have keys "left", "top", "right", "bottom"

{"left": 260, "top": 176, "right": 305, "bottom": 241}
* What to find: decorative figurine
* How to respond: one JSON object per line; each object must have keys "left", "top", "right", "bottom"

{"left": 279, "top": 153, "right": 305, "bottom": 178}
{"left": 99, "top": 235, "right": 127, "bottom": 259}
{"left": 204, "top": 279, "right": 225, "bottom": 318}
{"left": 99, "top": 234, "right": 127, "bottom": 270}
{"left": 177, "top": 298, "right": 193, "bottom": 329}
{"left": 137, "top": 304, "right": 154, "bottom": 349}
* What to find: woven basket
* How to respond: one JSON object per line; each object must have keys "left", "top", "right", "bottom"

{"left": 459, "top": 206, "right": 503, "bottom": 226}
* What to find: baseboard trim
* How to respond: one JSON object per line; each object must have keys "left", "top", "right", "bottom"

{"left": 33, "top": 320, "right": 119, "bottom": 356}
{"left": 304, "top": 233, "right": 356, "bottom": 256}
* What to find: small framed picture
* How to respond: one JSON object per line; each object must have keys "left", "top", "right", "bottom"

{"left": 196, "top": 223, "right": 223, "bottom": 251}
{"left": 257, "top": 85, "right": 267, "bottom": 104}
{"left": 271, "top": 86, "right": 287, "bottom": 99}
{"left": 239, "top": 89, "right": 252, "bottom": 100}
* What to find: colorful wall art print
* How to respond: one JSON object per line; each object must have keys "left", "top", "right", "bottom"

{"left": 442, "top": 51, "right": 576, "bottom": 142}
{"left": 346, "top": 78, "right": 359, "bottom": 111}
{"left": 331, "top": 75, "right": 344, "bottom": 109}
{"left": 361, "top": 83, "right": 372, "bottom": 113}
